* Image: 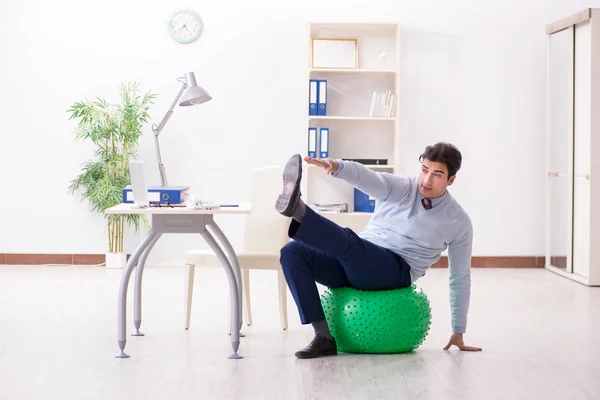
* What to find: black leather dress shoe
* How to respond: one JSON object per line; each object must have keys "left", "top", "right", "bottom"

{"left": 275, "top": 154, "right": 302, "bottom": 217}
{"left": 295, "top": 334, "right": 338, "bottom": 359}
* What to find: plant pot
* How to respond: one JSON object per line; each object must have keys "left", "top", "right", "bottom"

{"left": 106, "top": 252, "right": 127, "bottom": 269}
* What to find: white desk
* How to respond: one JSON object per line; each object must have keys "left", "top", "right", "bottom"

{"left": 105, "top": 202, "right": 251, "bottom": 359}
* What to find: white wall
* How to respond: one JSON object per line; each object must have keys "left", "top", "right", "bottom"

{"left": 1, "top": 0, "right": 597, "bottom": 265}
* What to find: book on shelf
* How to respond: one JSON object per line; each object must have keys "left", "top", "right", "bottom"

{"left": 368, "top": 90, "right": 396, "bottom": 118}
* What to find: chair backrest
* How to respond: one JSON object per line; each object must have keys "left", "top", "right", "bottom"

{"left": 243, "top": 165, "right": 291, "bottom": 252}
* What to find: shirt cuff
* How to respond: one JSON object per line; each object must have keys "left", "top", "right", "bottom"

{"left": 330, "top": 159, "right": 345, "bottom": 177}
{"left": 452, "top": 326, "right": 466, "bottom": 334}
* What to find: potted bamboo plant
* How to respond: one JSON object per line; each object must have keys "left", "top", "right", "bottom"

{"left": 68, "top": 82, "right": 157, "bottom": 268}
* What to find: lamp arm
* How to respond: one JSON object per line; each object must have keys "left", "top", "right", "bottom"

{"left": 151, "top": 81, "right": 187, "bottom": 187}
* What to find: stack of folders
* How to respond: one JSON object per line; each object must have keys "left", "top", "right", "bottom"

{"left": 368, "top": 90, "right": 396, "bottom": 118}
{"left": 311, "top": 203, "right": 348, "bottom": 213}
{"left": 309, "top": 79, "right": 327, "bottom": 116}
{"left": 308, "top": 127, "right": 329, "bottom": 158}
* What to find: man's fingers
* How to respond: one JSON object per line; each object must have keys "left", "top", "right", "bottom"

{"left": 303, "top": 156, "right": 317, "bottom": 165}
{"left": 304, "top": 156, "right": 334, "bottom": 174}
{"left": 444, "top": 340, "right": 482, "bottom": 352}
{"left": 460, "top": 346, "right": 482, "bottom": 352}
{"left": 304, "top": 156, "right": 327, "bottom": 168}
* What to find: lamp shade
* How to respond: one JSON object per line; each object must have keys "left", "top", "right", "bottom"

{"left": 179, "top": 72, "right": 212, "bottom": 106}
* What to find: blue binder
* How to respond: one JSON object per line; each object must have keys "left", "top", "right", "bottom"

{"left": 319, "top": 127, "right": 329, "bottom": 158}
{"left": 354, "top": 188, "right": 375, "bottom": 213}
{"left": 308, "top": 127, "right": 317, "bottom": 158}
{"left": 317, "top": 80, "right": 327, "bottom": 115}
{"left": 122, "top": 185, "right": 190, "bottom": 204}
{"left": 309, "top": 80, "right": 318, "bottom": 116}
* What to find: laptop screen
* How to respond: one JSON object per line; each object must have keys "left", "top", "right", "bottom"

{"left": 129, "top": 160, "right": 149, "bottom": 207}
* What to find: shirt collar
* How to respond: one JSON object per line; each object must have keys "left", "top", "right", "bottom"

{"left": 421, "top": 190, "right": 448, "bottom": 208}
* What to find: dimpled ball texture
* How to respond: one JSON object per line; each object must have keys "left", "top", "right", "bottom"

{"left": 320, "top": 285, "right": 432, "bottom": 354}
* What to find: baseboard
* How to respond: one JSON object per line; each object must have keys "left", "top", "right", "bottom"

{"left": 0, "top": 253, "right": 546, "bottom": 268}
{"left": 0, "top": 254, "right": 130, "bottom": 266}
{"left": 432, "top": 256, "right": 545, "bottom": 268}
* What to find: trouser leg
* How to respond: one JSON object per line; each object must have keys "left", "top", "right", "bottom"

{"left": 280, "top": 240, "right": 350, "bottom": 324}
{"left": 288, "top": 207, "right": 412, "bottom": 290}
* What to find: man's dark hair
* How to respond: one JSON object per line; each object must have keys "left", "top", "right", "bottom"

{"left": 418, "top": 142, "right": 462, "bottom": 179}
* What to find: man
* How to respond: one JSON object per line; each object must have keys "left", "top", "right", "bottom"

{"left": 275, "top": 142, "right": 482, "bottom": 359}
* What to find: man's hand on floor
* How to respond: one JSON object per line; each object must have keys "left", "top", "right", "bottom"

{"left": 443, "top": 333, "right": 482, "bottom": 352}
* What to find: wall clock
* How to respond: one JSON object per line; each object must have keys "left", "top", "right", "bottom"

{"left": 168, "top": 10, "right": 203, "bottom": 44}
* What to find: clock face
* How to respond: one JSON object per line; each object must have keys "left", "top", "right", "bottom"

{"left": 169, "top": 10, "right": 203, "bottom": 44}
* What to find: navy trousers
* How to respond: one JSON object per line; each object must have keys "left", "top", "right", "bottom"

{"left": 280, "top": 207, "right": 413, "bottom": 324}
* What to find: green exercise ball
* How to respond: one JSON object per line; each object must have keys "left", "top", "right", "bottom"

{"left": 320, "top": 285, "right": 432, "bottom": 354}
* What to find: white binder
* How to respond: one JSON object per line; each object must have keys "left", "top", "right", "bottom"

{"left": 308, "top": 127, "right": 317, "bottom": 157}
{"left": 319, "top": 127, "right": 329, "bottom": 158}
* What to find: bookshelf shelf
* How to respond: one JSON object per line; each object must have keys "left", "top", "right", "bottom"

{"left": 315, "top": 211, "right": 374, "bottom": 217}
{"left": 308, "top": 116, "right": 396, "bottom": 122}
{"left": 304, "top": 22, "right": 400, "bottom": 232}
{"left": 314, "top": 210, "right": 374, "bottom": 233}
{"left": 355, "top": 165, "right": 395, "bottom": 171}
{"left": 310, "top": 68, "right": 397, "bottom": 74}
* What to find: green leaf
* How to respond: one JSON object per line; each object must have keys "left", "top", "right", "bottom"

{"left": 68, "top": 82, "right": 157, "bottom": 250}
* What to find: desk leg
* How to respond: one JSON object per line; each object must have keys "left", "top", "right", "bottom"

{"left": 115, "top": 230, "right": 159, "bottom": 359}
{"left": 132, "top": 233, "right": 162, "bottom": 337}
{"left": 200, "top": 230, "right": 243, "bottom": 359}
{"left": 208, "top": 221, "right": 243, "bottom": 333}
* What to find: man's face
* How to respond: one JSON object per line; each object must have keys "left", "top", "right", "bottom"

{"left": 418, "top": 159, "right": 455, "bottom": 198}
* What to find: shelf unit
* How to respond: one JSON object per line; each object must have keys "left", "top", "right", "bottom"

{"left": 303, "top": 22, "right": 400, "bottom": 231}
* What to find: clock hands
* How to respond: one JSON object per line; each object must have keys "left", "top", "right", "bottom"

{"left": 170, "top": 11, "right": 201, "bottom": 43}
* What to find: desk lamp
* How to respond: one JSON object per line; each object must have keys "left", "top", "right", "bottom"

{"left": 152, "top": 71, "right": 211, "bottom": 186}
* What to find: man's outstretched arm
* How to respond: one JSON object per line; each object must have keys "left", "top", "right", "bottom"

{"left": 444, "top": 216, "right": 482, "bottom": 351}
{"left": 304, "top": 156, "right": 410, "bottom": 203}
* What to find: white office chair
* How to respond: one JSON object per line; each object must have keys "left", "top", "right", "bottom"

{"left": 184, "top": 165, "right": 291, "bottom": 330}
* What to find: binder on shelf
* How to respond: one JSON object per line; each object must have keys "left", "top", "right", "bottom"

{"left": 319, "top": 127, "right": 329, "bottom": 158}
{"left": 309, "top": 80, "right": 318, "bottom": 116}
{"left": 317, "top": 80, "right": 327, "bottom": 116}
{"left": 354, "top": 188, "right": 376, "bottom": 213}
{"left": 342, "top": 158, "right": 388, "bottom": 165}
{"left": 308, "top": 127, "right": 317, "bottom": 158}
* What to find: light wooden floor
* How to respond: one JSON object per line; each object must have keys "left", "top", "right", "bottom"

{"left": 0, "top": 265, "right": 598, "bottom": 400}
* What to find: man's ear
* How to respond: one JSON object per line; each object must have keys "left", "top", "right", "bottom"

{"left": 447, "top": 175, "right": 456, "bottom": 186}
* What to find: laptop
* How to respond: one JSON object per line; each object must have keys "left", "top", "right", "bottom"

{"left": 129, "top": 160, "right": 149, "bottom": 208}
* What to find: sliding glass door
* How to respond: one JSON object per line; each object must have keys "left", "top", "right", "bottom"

{"left": 546, "top": 26, "right": 574, "bottom": 273}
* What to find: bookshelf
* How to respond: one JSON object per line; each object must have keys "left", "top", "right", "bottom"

{"left": 303, "top": 22, "right": 400, "bottom": 231}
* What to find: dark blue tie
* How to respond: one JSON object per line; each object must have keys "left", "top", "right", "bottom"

{"left": 421, "top": 197, "right": 432, "bottom": 210}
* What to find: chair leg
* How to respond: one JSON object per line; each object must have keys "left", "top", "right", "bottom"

{"left": 278, "top": 270, "right": 288, "bottom": 330}
{"left": 242, "top": 269, "right": 252, "bottom": 326}
{"left": 184, "top": 264, "right": 196, "bottom": 330}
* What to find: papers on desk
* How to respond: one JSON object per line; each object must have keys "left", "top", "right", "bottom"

{"left": 185, "top": 196, "right": 240, "bottom": 210}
